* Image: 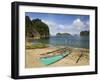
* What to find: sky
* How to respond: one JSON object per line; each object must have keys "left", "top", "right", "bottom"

{"left": 25, "top": 12, "right": 89, "bottom": 36}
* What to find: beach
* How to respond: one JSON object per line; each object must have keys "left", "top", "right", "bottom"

{"left": 25, "top": 12, "right": 90, "bottom": 68}
{"left": 25, "top": 46, "right": 89, "bottom": 68}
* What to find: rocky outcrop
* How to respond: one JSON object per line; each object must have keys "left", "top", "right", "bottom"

{"left": 56, "top": 33, "right": 71, "bottom": 36}
{"left": 32, "top": 18, "right": 50, "bottom": 38}
{"left": 25, "top": 16, "right": 50, "bottom": 39}
{"left": 80, "top": 31, "right": 89, "bottom": 36}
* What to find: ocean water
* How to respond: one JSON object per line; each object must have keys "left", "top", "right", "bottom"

{"left": 33, "top": 35, "right": 89, "bottom": 49}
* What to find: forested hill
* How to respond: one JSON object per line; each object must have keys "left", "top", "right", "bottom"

{"left": 56, "top": 33, "right": 71, "bottom": 36}
{"left": 25, "top": 16, "right": 50, "bottom": 39}
{"left": 80, "top": 31, "right": 89, "bottom": 36}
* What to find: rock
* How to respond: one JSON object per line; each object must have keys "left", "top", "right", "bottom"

{"left": 80, "top": 31, "right": 89, "bottom": 36}
{"left": 25, "top": 16, "right": 50, "bottom": 39}
{"left": 56, "top": 33, "right": 71, "bottom": 36}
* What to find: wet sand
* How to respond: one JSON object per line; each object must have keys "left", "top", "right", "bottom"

{"left": 25, "top": 46, "right": 89, "bottom": 68}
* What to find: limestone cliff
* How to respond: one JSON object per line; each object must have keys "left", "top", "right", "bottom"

{"left": 80, "top": 31, "right": 89, "bottom": 36}
{"left": 25, "top": 16, "right": 50, "bottom": 39}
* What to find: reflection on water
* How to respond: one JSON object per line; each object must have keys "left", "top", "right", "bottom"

{"left": 32, "top": 35, "right": 89, "bottom": 49}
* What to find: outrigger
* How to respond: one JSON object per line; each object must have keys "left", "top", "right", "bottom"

{"left": 39, "top": 47, "right": 71, "bottom": 65}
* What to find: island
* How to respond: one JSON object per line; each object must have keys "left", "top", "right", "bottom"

{"left": 80, "top": 31, "right": 89, "bottom": 36}
{"left": 25, "top": 16, "right": 89, "bottom": 68}
{"left": 56, "top": 33, "right": 71, "bottom": 36}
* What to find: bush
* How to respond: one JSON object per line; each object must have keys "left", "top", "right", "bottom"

{"left": 26, "top": 43, "right": 48, "bottom": 49}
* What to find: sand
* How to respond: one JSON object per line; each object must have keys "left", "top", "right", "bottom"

{"left": 25, "top": 46, "right": 89, "bottom": 68}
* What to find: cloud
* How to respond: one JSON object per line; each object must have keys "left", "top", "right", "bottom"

{"left": 42, "top": 20, "right": 66, "bottom": 35}
{"left": 42, "top": 18, "right": 89, "bottom": 35}
{"left": 73, "top": 18, "right": 85, "bottom": 29}
{"left": 42, "top": 20, "right": 56, "bottom": 27}
{"left": 67, "top": 18, "right": 89, "bottom": 34}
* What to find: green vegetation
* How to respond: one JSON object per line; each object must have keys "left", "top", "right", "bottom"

{"left": 26, "top": 42, "right": 48, "bottom": 49}
{"left": 56, "top": 33, "right": 71, "bottom": 36}
{"left": 25, "top": 16, "right": 50, "bottom": 39}
{"left": 32, "top": 19, "right": 49, "bottom": 38}
{"left": 80, "top": 31, "right": 89, "bottom": 36}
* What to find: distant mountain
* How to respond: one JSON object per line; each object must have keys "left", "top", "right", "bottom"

{"left": 80, "top": 31, "right": 89, "bottom": 36}
{"left": 56, "top": 33, "right": 71, "bottom": 36}
{"left": 25, "top": 16, "right": 50, "bottom": 39}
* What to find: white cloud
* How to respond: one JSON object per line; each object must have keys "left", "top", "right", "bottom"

{"left": 73, "top": 18, "right": 85, "bottom": 29}
{"left": 42, "top": 18, "right": 89, "bottom": 35}
{"left": 42, "top": 20, "right": 56, "bottom": 27}
{"left": 42, "top": 20, "right": 67, "bottom": 35}
{"left": 59, "top": 25, "right": 65, "bottom": 29}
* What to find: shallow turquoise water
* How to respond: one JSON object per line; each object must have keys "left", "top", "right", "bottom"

{"left": 40, "top": 51, "right": 69, "bottom": 65}
{"left": 33, "top": 35, "right": 89, "bottom": 48}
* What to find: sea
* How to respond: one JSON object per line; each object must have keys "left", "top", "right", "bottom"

{"left": 32, "top": 35, "right": 89, "bottom": 49}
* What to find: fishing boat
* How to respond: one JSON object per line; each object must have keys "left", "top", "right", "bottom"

{"left": 39, "top": 47, "right": 71, "bottom": 65}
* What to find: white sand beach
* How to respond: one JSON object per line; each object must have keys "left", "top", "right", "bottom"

{"left": 25, "top": 46, "right": 89, "bottom": 68}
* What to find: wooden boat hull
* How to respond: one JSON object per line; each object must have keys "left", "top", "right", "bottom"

{"left": 39, "top": 51, "right": 70, "bottom": 65}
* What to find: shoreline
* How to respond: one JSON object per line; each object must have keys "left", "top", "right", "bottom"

{"left": 26, "top": 42, "right": 89, "bottom": 50}
{"left": 25, "top": 45, "right": 89, "bottom": 68}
